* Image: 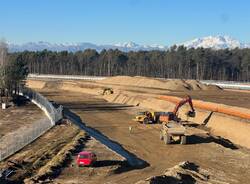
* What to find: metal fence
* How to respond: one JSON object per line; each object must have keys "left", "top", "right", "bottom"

{"left": 19, "top": 87, "right": 63, "bottom": 124}
{"left": 0, "top": 87, "right": 63, "bottom": 161}
{"left": 0, "top": 118, "right": 52, "bottom": 161}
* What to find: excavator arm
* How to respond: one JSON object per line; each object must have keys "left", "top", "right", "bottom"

{"left": 173, "top": 95, "right": 195, "bottom": 116}
{"left": 159, "top": 95, "right": 195, "bottom": 123}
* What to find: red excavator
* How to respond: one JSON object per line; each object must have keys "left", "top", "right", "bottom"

{"left": 159, "top": 95, "right": 195, "bottom": 123}
{"left": 159, "top": 95, "right": 196, "bottom": 145}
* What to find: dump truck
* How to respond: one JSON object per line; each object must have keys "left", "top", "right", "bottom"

{"left": 133, "top": 111, "right": 158, "bottom": 124}
{"left": 160, "top": 121, "right": 187, "bottom": 144}
{"left": 133, "top": 111, "right": 168, "bottom": 124}
{"left": 159, "top": 95, "right": 197, "bottom": 145}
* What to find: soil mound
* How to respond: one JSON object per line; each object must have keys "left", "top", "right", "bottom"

{"left": 100, "top": 76, "right": 220, "bottom": 91}
{"left": 26, "top": 80, "right": 46, "bottom": 89}
{"left": 186, "top": 80, "right": 221, "bottom": 90}
{"left": 43, "top": 81, "right": 62, "bottom": 89}
{"left": 136, "top": 161, "right": 224, "bottom": 184}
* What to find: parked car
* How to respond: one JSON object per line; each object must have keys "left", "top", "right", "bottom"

{"left": 76, "top": 151, "right": 97, "bottom": 166}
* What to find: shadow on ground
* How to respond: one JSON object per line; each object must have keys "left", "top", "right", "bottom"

{"left": 62, "top": 102, "right": 134, "bottom": 112}
{"left": 188, "top": 135, "right": 238, "bottom": 149}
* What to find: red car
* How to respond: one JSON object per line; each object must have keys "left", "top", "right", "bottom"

{"left": 76, "top": 151, "right": 97, "bottom": 166}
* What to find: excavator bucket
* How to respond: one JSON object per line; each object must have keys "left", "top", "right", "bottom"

{"left": 186, "top": 111, "right": 196, "bottom": 118}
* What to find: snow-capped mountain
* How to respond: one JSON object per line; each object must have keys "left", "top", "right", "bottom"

{"left": 8, "top": 41, "right": 167, "bottom": 52}
{"left": 7, "top": 35, "right": 250, "bottom": 52}
{"left": 179, "top": 35, "right": 250, "bottom": 50}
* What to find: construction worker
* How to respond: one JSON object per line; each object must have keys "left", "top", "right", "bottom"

{"left": 129, "top": 126, "right": 132, "bottom": 134}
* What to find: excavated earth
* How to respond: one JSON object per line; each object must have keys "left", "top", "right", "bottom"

{"left": 2, "top": 76, "right": 250, "bottom": 183}
{"left": 41, "top": 91, "right": 250, "bottom": 183}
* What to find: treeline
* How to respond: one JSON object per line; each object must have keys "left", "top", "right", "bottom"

{"left": 1, "top": 41, "right": 28, "bottom": 102}
{"left": 11, "top": 46, "right": 250, "bottom": 81}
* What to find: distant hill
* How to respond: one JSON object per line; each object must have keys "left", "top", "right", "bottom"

{"left": 178, "top": 35, "right": 250, "bottom": 50}
{"left": 7, "top": 35, "right": 250, "bottom": 52}
{"left": 8, "top": 41, "right": 167, "bottom": 52}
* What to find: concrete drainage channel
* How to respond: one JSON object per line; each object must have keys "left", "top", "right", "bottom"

{"left": 63, "top": 108, "right": 149, "bottom": 168}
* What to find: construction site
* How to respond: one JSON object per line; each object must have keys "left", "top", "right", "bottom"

{"left": 1, "top": 76, "right": 250, "bottom": 184}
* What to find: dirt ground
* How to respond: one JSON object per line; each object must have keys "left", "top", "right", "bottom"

{"left": 37, "top": 90, "right": 250, "bottom": 184}
{"left": 0, "top": 124, "right": 82, "bottom": 183}
{"left": 0, "top": 98, "right": 44, "bottom": 139}
{"left": 54, "top": 137, "right": 125, "bottom": 184}
{"left": 169, "top": 89, "right": 250, "bottom": 109}
{"left": 27, "top": 78, "right": 250, "bottom": 108}
{"left": 3, "top": 77, "right": 250, "bottom": 183}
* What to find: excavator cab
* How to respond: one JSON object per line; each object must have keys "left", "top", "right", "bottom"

{"left": 159, "top": 112, "right": 177, "bottom": 123}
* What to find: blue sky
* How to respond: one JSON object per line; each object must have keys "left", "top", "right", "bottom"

{"left": 1, "top": 0, "right": 250, "bottom": 45}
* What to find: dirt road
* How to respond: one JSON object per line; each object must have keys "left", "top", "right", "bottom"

{"left": 40, "top": 90, "right": 250, "bottom": 184}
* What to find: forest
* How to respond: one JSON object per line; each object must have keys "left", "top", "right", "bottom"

{"left": 10, "top": 46, "right": 250, "bottom": 81}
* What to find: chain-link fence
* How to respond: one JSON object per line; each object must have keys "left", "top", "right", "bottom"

{"left": 0, "top": 87, "right": 63, "bottom": 161}
{"left": 19, "top": 87, "right": 63, "bottom": 124}
{"left": 0, "top": 118, "right": 52, "bottom": 161}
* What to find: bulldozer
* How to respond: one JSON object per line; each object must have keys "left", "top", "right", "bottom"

{"left": 102, "top": 88, "right": 114, "bottom": 95}
{"left": 159, "top": 95, "right": 196, "bottom": 145}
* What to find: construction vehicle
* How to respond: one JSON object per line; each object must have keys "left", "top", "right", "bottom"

{"left": 133, "top": 111, "right": 157, "bottom": 124}
{"left": 133, "top": 111, "right": 166, "bottom": 124}
{"left": 159, "top": 95, "right": 195, "bottom": 123}
{"left": 159, "top": 95, "right": 196, "bottom": 145}
{"left": 102, "top": 88, "right": 113, "bottom": 95}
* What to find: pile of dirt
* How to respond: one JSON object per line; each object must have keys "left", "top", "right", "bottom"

{"left": 100, "top": 76, "right": 220, "bottom": 91}
{"left": 185, "top": 80, "right": 221, "bottom": 90}
{"left": 136, "top": 161, "right": 224, "bottom": 184}
{"left": 26, "top": 80, "right": 46, "bottom": 89}
{"left": 61, "top": 81, "right": 102, "bottom": 95}
{"left": 43, "top": 81, "right": 63, "bottom": 89}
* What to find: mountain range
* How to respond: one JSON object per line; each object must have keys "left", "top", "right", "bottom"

{"left": 7, "top": 35, "right": 250, "bottom": 52}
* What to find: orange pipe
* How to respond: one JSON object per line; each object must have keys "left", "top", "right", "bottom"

{"left": 159, "top": 95, "right": 250, "bottom": 120}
